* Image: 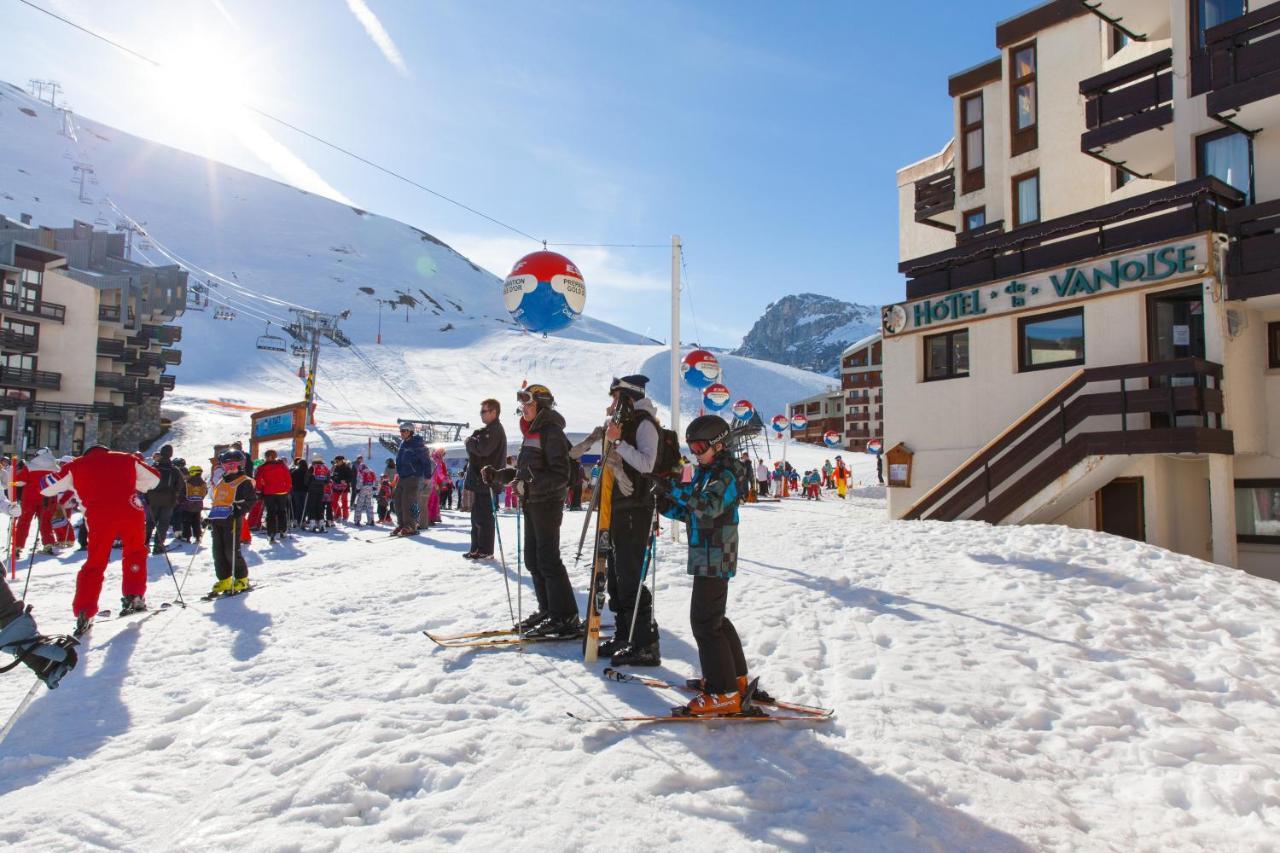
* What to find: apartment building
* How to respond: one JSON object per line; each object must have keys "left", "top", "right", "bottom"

{"left": 840, "top": 333, "right": 884, "bottom": 451}
{"left": 887, "top": 0, "right": 1280, "bottom": 580}
{"left": 0, "top": 217, "right": 186, "bottom": 455}
{"left": 788, "top": 387, "right": 844, "bottom": 446}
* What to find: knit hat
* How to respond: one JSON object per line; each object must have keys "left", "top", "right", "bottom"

{"left": 609, "top": 374, "right": 649, "bottom": 401}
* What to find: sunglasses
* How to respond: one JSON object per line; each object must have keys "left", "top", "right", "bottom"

{"left": 688, "top": 439, "right": 714, "bottom": 455}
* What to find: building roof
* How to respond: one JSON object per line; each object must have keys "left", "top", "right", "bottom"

{"left": 841, "top": 331, "right": 882, "bottom": 359}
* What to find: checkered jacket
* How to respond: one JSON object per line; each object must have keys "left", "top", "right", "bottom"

{"left": 659, "top": 452, "right": 742, "bottom": 579}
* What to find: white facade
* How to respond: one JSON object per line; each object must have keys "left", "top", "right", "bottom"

{"left": 839, "top": 333, "right": 883, "bottom": 451}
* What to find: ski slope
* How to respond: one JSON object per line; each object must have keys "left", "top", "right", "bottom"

{"left": 0, "top": 81, "right": 835, "bottom": 439}
{"left": 1, "top": 442, "right": 1278, "bottom": 850}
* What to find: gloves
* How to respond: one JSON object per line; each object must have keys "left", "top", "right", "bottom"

{"left": 494, "top": 467, "right": 520, "bottom": 487}
{"left": 4, "top": 503, "right": 19, "bottom": 518}
{"left": 481, "top": 465, "right": 496, "bottom": 485}
{"left": 646, "top": 475, "right": 674, "bottom": 500}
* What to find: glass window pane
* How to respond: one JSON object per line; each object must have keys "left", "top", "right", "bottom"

{"left": 1200, "top": 132, "right": 1252, "bottom": 203}
{"left": 1199, "top": 0, "right": 1246, "bottom": 46}
{"left": 951, "top": 331, "right": 969, "bottom": 375}
{"left": 1234, "top": 486, "right": 1280, "bottom": 537}
{"left": 965, "top": 210, "right": 987, "bottom": 231}
{"left": 1014, "top": 47, "right": 1035, "bottom": 78}
{"left": 1015, "top": 82, "right": 1036, "bottom": 129}
{"left": 1022, "top": 311, "right": 1084, "bottom": 367}
{"left": 964, "top": 95, "right": 982, "bottom": 125}
{"left": 926, "top": 336, "right": 949, "bottom": 379}
{"left": 965, "top": 129, "right": 984, "bottom": 170}
{"left": 1017, "top": 175, "right": 1040, "bottom": 225}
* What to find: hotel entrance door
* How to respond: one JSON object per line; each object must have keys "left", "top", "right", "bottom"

{"left": 1147, "top": 285, "right": 1206, "bottom": 428}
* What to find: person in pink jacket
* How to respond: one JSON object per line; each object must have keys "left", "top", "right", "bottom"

{"left": 427, "top": 448, "right": 448, "bottom": 525}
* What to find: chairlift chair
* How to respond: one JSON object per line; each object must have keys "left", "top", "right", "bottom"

{"left": 256, "top": 321, "right": 287, "bottom": 352}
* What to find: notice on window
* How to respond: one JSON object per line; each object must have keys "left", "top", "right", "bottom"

{"left": 889, "top": 464, "right": 909, "bottom": 484}
{"left": 1172, "top": 325, "right": 1190, "bottom": 346}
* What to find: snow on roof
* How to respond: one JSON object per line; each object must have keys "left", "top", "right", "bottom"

{"left": 841, "top": 330, "right": 882, "bottom": 358}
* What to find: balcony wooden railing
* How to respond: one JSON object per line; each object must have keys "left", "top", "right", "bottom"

{"left": 161, "top": 349, "right": 182, "bottom": 365}
{"left": 842, "top": 372, "right": 881, "bottom": 390}
{"left": 0, "top": 329, "right": 38, "bottom": 352}
{"left": 97, "top": 338, "right": 126, "bottom": 358}
{"left": 1079, "top": 49, "right": 1173, "bottom": 154}
{"left": 1, "top": 294, "right": 65, "bottom": 323}
{"left": 1225, "top": 199, "right": 1280, "bottom": 300}
{"left": 847, "top": 412, "right": 870, "bottom": 423}
{"left": 902, "top": 177, "right": 1244, "bottom": 300}
{"left": 1206, "top": 4, "right": 1280, "bottom": 118}
{"left": 0, "top": 365, "right": 61, "bottom": 390}
{"left": 95, "top": 371, "right": 136, "bottom": 391}
{"left": 159, "top": 374, "right": 176, "bottom": 391}
{"left": 914, "top": 167, "right": 956, "bottom": 232}
{"left": 98, "top": 304, "right": 121, "bottom": 322}
{"left": 903, "top": 359, "right": 1231, "bottom": 524}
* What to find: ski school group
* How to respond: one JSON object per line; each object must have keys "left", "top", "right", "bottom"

{"left": 1, "top": 374, "right": 833, "bottom": 725}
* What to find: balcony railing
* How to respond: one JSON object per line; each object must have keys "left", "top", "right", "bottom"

{"left": 842, "top": 373, "right": 881, "bottom": 390}
{"left": 159, "top": 374, "right": 176, "bottom": 391}
{"left": 914, "top": 167, "right": 955, "bottom": 232}
{"left": 1206, "top": 4, "right": 1280, "bottom": 121}
{"left": 0, "top": 329, "right": 38, "bottom": 352}
{"left": 1225, "top": 199, "right": 1280, "bottom": 301}
{"left": 1, "top": 294, "right": 65, "bottom": 323}
{"left": 97, "top": 338, "right": 126, "bottom": 358}
{"left": 1079, "top": 48, "right": 1173, "bottom": 172}
{"left": 847, "top": 412, "right": 870, "bottom": 423}
{"left": 124, "top": 363, "right": 150, "bottom": 377}
{"left": 0, "top": 366, "right": 61, "bottom": 390}
{"left": 98, "top": 304, "right": 121, "bottom": 322}
{"left": 95, "top": 371, "right": 136, "bottom": 391}
{"left": 902, "top": 177, "right": 1243, "bottom": 300}
{"left": 161, "top": 349, "right": 182, "bottom": 365}
{"left": 136, "top": 379, "right": 162, "bottom": 396}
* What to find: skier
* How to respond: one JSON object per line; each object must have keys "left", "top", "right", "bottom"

{"left": 254, "top": 449, "right": 293, "bottom": 543}
{"left": 485, "top": 384, "right": 579, "bottom": 637}
{"left": 427, "top": 448, "right": 447, "bottom": 525}
{"left": 180, "top": 465, "right": 207, "bottom": 543}
{"left": 463, "top": 399, "right": 505, "bottom": 559}
{"left": 599, "top": 374, "right": 662, "bottom": 667}
{"left": 205, "top": 449, "right": 257, "bottom": 596}
{"left": 330, "top": 455, "right": 354, "bottom": 522}
{"left": 11, "top": 449, "right": 58, "bottom": 559}
{"left": 755, "top": 458, "right": 771, "bottom": 497}
{"left": 40, "top": 445, "right": 159, "bottom": 628}
{"left": 352, "top": 462, "right": 377, "bottom": 526}
{"left": 392, "top": 424, "right": 432, "bottom": 536}
{"left": 651, "top": 415, "right": 760, "bottom": 716}
{"left": 834, "top": 455, "right": 850, "bottom": 499}
{"left": 288, "top": 457, "right": 308, "bottom": 529}
{"left": 305, "top": 454, "right": 331, "bottom": 532}
{"left": 145, "top": 444, "right": 185, "bottom": 555}
{"left": 376, "top": 475, "right": 393, "bottom": 524}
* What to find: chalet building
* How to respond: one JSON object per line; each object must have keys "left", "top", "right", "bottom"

{"left": 886, "top": 0, "right": 1280, "bottom": 580}
{"left": 841, "top": 333, "right": 884, "bottom": 451}
{"left": 0, "top": 217, "right": 186, "bottom": 455}
{"left": 788, "top": 388, "right": 844, "bottom": 446}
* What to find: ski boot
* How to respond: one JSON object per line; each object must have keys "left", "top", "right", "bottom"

{"left": 526, "top": 614, "right": 582, "bottom": 639}
{"left": 119, "top": 594, "right": 147, "bottom": 615}
{"left": 518, "top": 609, "right": 548, "bottom": 633}
{"left": 597, "top": 634, "right": 628, "bottom": 658}
{"left": 610, "top": 638, "right": 661, "bottom": 667}
{"left": 231, "top": 577, "right": 251, "bottom": 594}
{"left": 209, "top": 577, "right": 233, "bottom": 597}
{"left": 0, "top": 609, "right": 78, "bottom": 689}
{"left": 73, "top": 611, "right": 94, "bottom": 637}
{"left": 41, "top": 544, "right": 55, "bottom": 555}
{"left": 684, "top": 674, "right": 775, "bottom": 704}
{"left": 675, "top": 690, "right": 742, "bottom": 717}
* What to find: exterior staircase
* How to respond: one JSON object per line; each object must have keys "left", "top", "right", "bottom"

{"left": 903, "top": 358, "right": 1233, "bottom": 524}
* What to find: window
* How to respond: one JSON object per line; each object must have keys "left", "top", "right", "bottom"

{"left": 1191, "top": 0, "right": 1248, "bottom": 94}
{"left": 0, "top": 415, "right": 10, "bottom": 445}
{"left": 1235, "top": 480, "right": 1280, "bottom": 544}
{"left": 924, "top": 329, "right": 969, "bottom": 381}
{"left": 1197, "top": 129, "right": 1253, "bottom": 204}
{"left": 1012, "top": 170, "right": 1040, "bottom": 227}
{"left": 1009, "top": 42, "right": 1037, "bottom": 155}
{"left": 963, "top": 207, "right": 987, "bottom": 232}
{"left": 0, "top": 352, "right": 35, "bottom": 371}
{"left": 1113, "top": 166, "right": 1135, "bottom": 191}
{"left": 1019, "top": 308, "right": 1085, "bottom": 372}
{"left": 44, "top": 420, "right": 60, "bottom": 451}
{"left": 960, "top": 93, "right": 985, "bottom": 193}
{"left": 1109, "top": 25, "right": 1132, "bottom": 56}
{"left": 1269, "top": 322, "right": 1280, "bottom": 369}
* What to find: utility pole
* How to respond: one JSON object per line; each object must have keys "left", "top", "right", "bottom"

{"left": 670, "top": 234, "right": 680, "bottom": 542}
{"left": 72, "top": 163, "right": 95, "bottom": 203}
{"left": 114, "top": 218, "right": 146, "bottom": 258}
{"left": 44, "top": 81, "right": 61, "bottom": 107}
{"left": 286, "top": 308, "right": 351, "bottom": 427}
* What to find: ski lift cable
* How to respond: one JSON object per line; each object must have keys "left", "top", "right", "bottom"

{"left": 17, "top": 0, "right": 672, "bottom": 252}
{"left": 346, "top": 343, "right": 431, "bottom": 422}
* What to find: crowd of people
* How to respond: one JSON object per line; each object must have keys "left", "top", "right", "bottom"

{"left": 1, "top": 374, "right": 857, "bottom": 717}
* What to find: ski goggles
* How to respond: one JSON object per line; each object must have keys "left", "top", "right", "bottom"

{"left": 687, "top": 439, "right": 714, "bottom": 455}
{"left": 515, "top": 389, "right": 533, "bottom": 403}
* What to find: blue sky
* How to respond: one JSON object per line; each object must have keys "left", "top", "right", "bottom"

{"left": 2, "top": 0, "right": 1034, "bottom": 346}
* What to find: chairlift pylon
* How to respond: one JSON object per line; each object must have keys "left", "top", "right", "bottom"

{"left": 256, "top": 321, "right": 287, "bottom": 352}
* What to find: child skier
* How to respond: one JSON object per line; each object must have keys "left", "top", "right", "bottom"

{"left": 181, "top": 465, "right": 208, "bottom": 543}
{"left": 353, "top": 463, "right": 377, "bottom": 526}
{"left": 376, "top": 475, "right": 393, "bottom": 524}
{"left": 653, "top": 415, "right": 765, "bottom": 717}
{"left": 206, "top": 450, "right": 256, "bottom": 596}
{"left": 306, "top": 455, "right": 331, "bottom": 532}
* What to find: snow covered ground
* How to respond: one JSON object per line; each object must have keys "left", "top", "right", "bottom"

{"left": 2, "top": 441, "right": 1278, "bottom": 851}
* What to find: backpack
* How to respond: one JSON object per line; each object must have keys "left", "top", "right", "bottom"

{"left": 635, "top": 410, "right": 682, "bottom": 479}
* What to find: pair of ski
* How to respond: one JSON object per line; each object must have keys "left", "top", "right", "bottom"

{"left": 199, "top": 583, "right": 262, "bottom": 602}
{"left": 422, "top": 623, "right": 600, "bottom": 649}
{"left": 568, "top": 668, "right": 835, "bottom": 724}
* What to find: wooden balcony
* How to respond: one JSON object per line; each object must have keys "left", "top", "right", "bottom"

{"left": 98, "top": 304, "right": 121, "bottom": 322}
{"left": 97, "top": 338, "right": 126, "bottom": 358}
{"left": 1, "top": 294, "right": 65, "bottom": 323}
{"left": 847, "top": 412, "right": 870, "bottom": 423}
{"left": 1225, "top": 199, "right": 1280, "bottom": 301}
{"left": 901, "top": 177, "right": 1243, "bottom": 300}
{"left": 161, "top": 349, "right": 182, "bottom": 365}
{"left": 0, "top": 329, "right": 38, "bottom": 352}
{"left": 159, "top": 374, "right": 176, "bottom": 391}
{"left": 1079, "top": 49, "right": 1173, "bottom": 178}
{"left": 95, "top": 371, "right": 136, "bottom": 391}
{"left": 0, "top": 365, "right": 61, "bottom": 390}
{"left": 914, "top": 167, "right": 955, "bottom": 232}
{"left": 1206, "top": 4, "right": 1280, "bottom": 129}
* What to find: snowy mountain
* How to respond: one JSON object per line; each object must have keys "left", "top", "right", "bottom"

{"left": 0, "top": 82, "right": 833, "bottom": 440}
{"left": 733, "top": 293, "right": 880, "bottom": 375}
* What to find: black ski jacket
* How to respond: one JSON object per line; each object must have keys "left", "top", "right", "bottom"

{"left": 515, "top": 408, "right": 569, "bottom": 505}
{"left": 465, "top": 419, "right": 507, "bottom": 490}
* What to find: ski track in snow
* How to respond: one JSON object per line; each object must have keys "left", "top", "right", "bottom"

{"left": 1, "top": 447, "right": 1278, "bottom": 851}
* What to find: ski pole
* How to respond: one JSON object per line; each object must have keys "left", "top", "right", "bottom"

{"left": 6, "top": 455, "right": 15, "bottom": 581}
{"left": 159, "top": 547, "right": 186, "bottom": 608}
{"left": 515, "top": 498, "right": 522, "bottom": 633}
{"left": 492, "top": 491, "right": 516, "bottom": 629}
{"left": 177, "top": 534, "right": 200, "bottom": 597}
{"left": 19, "top": 525, "right": 39, "bottom": 602}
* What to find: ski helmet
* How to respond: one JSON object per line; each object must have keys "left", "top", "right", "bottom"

{"left": 218, "top": 449, "right": 246, "bottom": 471}
{"left": 517, "top": 383, "right": 555, "bottom": 408}
{"left": 685, "top": 415, "right": 730, "bottom": 455}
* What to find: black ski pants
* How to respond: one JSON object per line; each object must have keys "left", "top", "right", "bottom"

{"left": 470, "top": 485, "right": 495, "bottom": 554}
{"left": 264, "top": 494, "right": 290, "bottom": 536}
{"left": 291, "top": 490, "right": 306, "bottom": 527}
{"left": 146, "top": 505, "right": 173, "bottom": 551}
{"left": 523, "top": 499, "right": 577, "bottom": 618}
{"left": 690, "top": 576, "right": 747, "bottom": 695}
{"left": 181, "top": 510, "right": 202, "bottom": 541}
{"left": 211, "top": 523, "right": 247, "bottom": 580}
{"left": 394, "top": 475, "right": 422, "bottom": 531}
{"left": 606, "top": 503, "right": 658, "bottom": 646}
